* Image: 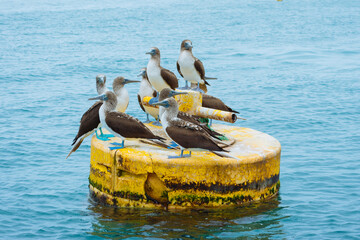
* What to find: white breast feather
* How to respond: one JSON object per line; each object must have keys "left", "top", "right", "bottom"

{"left": 115, "top": 87, "right": 129, "bottom": 113}
{"left": 178, "top": 51, "right": 201, "bottom": 84}
{"left": 147, "top": 59, "right": 170, "bottom": 91}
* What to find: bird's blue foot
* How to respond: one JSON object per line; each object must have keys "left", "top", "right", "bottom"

{"left": 167, "top": 141, "right": 179, "bottom": 149}
{"left": 143, "top": 114, "right": 152, "bottom": 123}
{"left": 96, "top": 136, "right": 110, "bottom": 141}
{"left": 109, "top": 140, "right": 125, "bottom": 150}
{"left": 209, "top": 119, "right": 213, "bottom": 126}
{"left": 96, "top": 128, "right": 114, "bottom": 141}
{"left": 95, "top": 131, "right": 112, "bottom": 141}
{"left": 178, "top": 80, "right": 190, "bottom": 90}
{"left": 151, "top": 120, "right": 162, "bottom": 126}
{"left": 168, "top": 150, "right": 191, "bottom": 158}
{"left": 191, "top": 86, "right": 205, "bottom": 94}
{"left": 109, "top": 146, "right": 125, "bottom": 150}
{"left": 102, "top": 134, "right": 114, "bottom": 138}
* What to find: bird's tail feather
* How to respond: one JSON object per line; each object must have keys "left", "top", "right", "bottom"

{"left": 204, "top": 76, "right": 217, "bottom": 80}
{"left": 66, "top": 137, "right": 84, "bottom": 159}
{"left": 213, "top": 138, "right": 236, "bottom": 148}
{"left": 154, "top": 136, "right": 166, "bottom": 141}
{"left": 211, "top": 151, "right": 240, "bottom": 160}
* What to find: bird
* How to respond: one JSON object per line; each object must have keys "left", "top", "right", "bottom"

{"left": 153, "top": 97, "right": 229, "bottom": 158}
{"left": 177, "top": 40, "right": 216, "bottom": 92}
{"left": 66, "top": 101, "right": 102, "bottom": 159}
{"left": 201, "top": 94, "right": 239, "bottom": 126}
{"left": 66, "top": 74, "right": 112, "bottom": 159}
{"left": 112, "top": 76, "right": 139, "bottom": 113}
{"left": 137, "top": 67, "right": 159, "bottom": 123}
{"left": 202, "top": 94, "right": 239, "bottom": 113}
{"left": 96, "top": 74, "right": 109, "bottom": 95}
{"left": 93, "top": 74, "right": 114, "bottom": 139}
{"left": 146, "top": 47, "right": 178, "bottom": 96}
{"left": 89, "top": 91, "right": 165, "bottom": 150}
{"left": 157, "top": 88, "right": 224, "bottom": 140}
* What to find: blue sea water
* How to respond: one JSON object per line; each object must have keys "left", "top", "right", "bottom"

{"left": 1, "top": 0, "right": 360, "bottom": 239}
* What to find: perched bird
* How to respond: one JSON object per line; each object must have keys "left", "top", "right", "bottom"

{"left": 146, "top": 47, "right": 178, "bottom": 95}
{"left": 157, "top": 88, "right": 223, "bottom": 140}
{"left": 202, "top": 93, "right": 240, "bottom": 126}
{"left": 89, "top": 91, "right": 165, "bottom": 150}
{"left": 96, "top": 74, "right": 109, "bottom": 95}
{"left": 153, "top": 98, "right": 229, "bottom": 158}
{"left": 94, "top": 74, "right": 113, "bottom": 139}
{"left": 66, "top": 74, "right": 111, "bottom": 159}
{"left": 137, "top": 68, "right": 159, "bottom": 123}
{"left": 112, "top": 76, "right": 139, "bottom": 113}
{"left": 66, "top": 101, "right": 102, "bottom": 159}
{"left": 202, "top": 94, "right": 239, "bottom": 113}
{"left": 177, "top": 40, "right": 216, "bottom": 92}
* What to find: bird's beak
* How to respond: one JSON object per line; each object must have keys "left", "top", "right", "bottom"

{"left": 137, "top": 72, "right": 144, "bottom": 77}
{"left": 170, "top": 90, "right": 188, "bottom": 97}
{"left": 146, "top": 49, "right": 155, "bottom": 55}
{"left": 89, "top": 94, "right": 107, "bottom": 101}
{"left": 151, "top": 100, "right": 168, "bottom": 107}
{"left": 185, "top": 42, "right": 193, "bottom": 49}
{"left": 149, "top": 97, "right": 158, "bottom": 105}
{"left": 124, "top": 79, "right": 140, "bottom": 84}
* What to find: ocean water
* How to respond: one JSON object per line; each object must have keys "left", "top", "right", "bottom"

{"left": 1, "top": 0, "right": 360, "bottom": 239}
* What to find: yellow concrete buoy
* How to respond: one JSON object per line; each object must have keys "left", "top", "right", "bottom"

{"left": 89, "top": 123, "right": 281, "bottom": 209}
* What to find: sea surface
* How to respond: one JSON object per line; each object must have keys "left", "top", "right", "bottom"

{"left": 1, "top": 0, "right": 360, "bottom": 239}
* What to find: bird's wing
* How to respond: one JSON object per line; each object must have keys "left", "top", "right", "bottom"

{"left": 165, "top": 122, "right": 224, "bottom": 151}
{"left": 73, "top": 101, "right": 102, "bottom": 145}
{"left": 105, "top": 112, "right": 162, "bottom": 140}
{"left": 176, "top": 61, "right": 183, "bottom": 78}
{"left": 194, "top": 58, "right": 205, "bottom": 80}
{"left": 202, "top": 94, "right": 239, "bottom": 113}
{"left": 178, "top": 112, "right": 199, "bottom": 125}
{"left": 160, "top": 67, "right": 179, "bottom": 90}
{"left": 80, "top": 101, "right": 102, "bottom": 122}
{"left": 137, "top": 94, "right": 146, "bottom": 113}
{"left": 178, "top": 112, "right": 223, "bottom": 139}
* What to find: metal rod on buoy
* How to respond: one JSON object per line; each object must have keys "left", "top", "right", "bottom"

{"left": 142, "top": 90, "right": 245, "bottom": 123}
{"left": 194, "top": 106, "right": 237, "bottom": 123}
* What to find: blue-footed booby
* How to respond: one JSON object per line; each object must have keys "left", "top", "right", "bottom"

{"left": 94, "top": 74, "right": 113, "bottom": 140}
{"left": 113, "top": 76, "right": 139, "bottom": 113}
{"left": 66, "top": 74, "right": 114, "bottom": 159}
{"left": 202, "top": 93, "right": 240, "bottom": 126}
{"left": 137, "top": 68, "right": 159, "bottom": 123}
{"left": 89, "top": 91, "right": 165, "bottom": 150}
{"left": 153, "top": 98, "right": 229, "bottom": 158}
{"left": 146, "top": 47, "right": 178, "bottom": 93}
{"left": 66, "top": 101, "right": 102, "bottom": 159}
{"left": 157, "top": 88, "right": 224, "bottom": 140}
{"left": 177, "top": 40, "right": 217, "bottom": 92}
{"left": 96, "top": 74, "right": 109, "bottom": 95}
{"left": 202, "top": 94, "right": 239, "bottom": 113}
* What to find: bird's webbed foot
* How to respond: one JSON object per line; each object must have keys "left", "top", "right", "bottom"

{"left": 168, "top": 150, "right": 191, "bottom": 158}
